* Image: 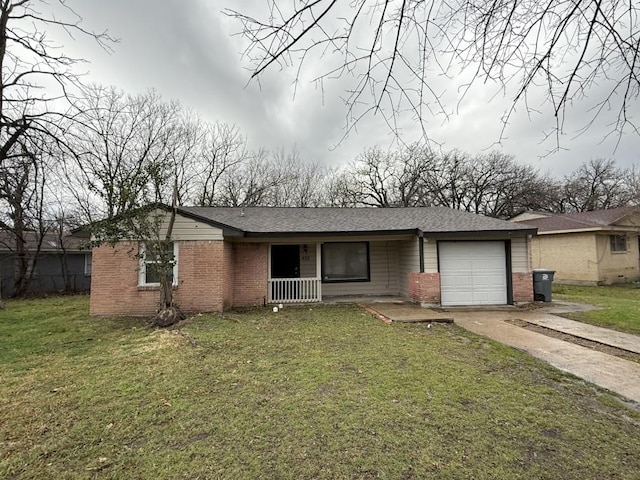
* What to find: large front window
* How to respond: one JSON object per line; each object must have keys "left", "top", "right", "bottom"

{"left": 321, "top": 242, "right": 370, "bottom": 283}
{"left": 138, "top": 242, "right": 178, "bottom": 286}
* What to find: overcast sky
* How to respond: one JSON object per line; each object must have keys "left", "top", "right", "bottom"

{"left": 57, "top": 0, "right": 640, "bottom": 177}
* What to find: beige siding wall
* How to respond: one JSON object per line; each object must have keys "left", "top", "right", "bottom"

{"left": 397, "top": 238, "right": 420, "bottom": 295}
{"left": 299, "top": 243, "right": 318, "bottom": 278}
{"left": 511, "top": 236, "right": 530, "bottom": 273}
{"left": 423, "top": 240, "right": 438, "bottom": 273}
{"left": 154, "top": 210, "right": 223, "bottom": 241}
{"left": 530, "top": 233, "right": 599, "bottom": 283}
{"left": 322, "top": 240, "right": 400, "bottom": 296}
{"left": 595, "top": 233, "right": 640, "bottom": 283}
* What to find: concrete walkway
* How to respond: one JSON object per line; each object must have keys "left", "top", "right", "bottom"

{"left": 523, "top": 315, "right": 640, "bottom": 354}
{"left": 366, "top": 302, "right": 640, "bottom": 404}
{"left": 451, "top": 311, "right": 640, "bottom": 404}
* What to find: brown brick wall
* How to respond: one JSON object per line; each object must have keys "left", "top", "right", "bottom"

{"left": 90, "top": 242, "right": 156, "bottom": 316}
{"left": 512, "top": 272, "right": 533, "bottom": 303}
{"left": 223, "top": 241, "right": 234, "bottom": 309}
{"left": 232, "top": 242, "right": 269, "bottom": 307}
{"left": 174, "top": 241, "right": 226, "bottom": 313}
{"left": 90, "top": 240, "right": 228, "bottom": 316}
{"left": 407, "top": 272, "right": 441, "bottom": 304}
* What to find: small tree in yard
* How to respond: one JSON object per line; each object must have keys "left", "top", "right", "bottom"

{"left": 90, "top": 194, "right": 184, "bottom": 327}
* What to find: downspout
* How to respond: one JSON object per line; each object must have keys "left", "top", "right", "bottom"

{"left": 417, "top": 229, "right": 425, "bottom": 273}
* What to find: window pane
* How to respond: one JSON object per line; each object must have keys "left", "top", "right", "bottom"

{"left": 145, "top": 263, "right": 173, "bottom": 284}
{"left": 322, "top": 242, "right": 369, "bottom": 282}
{"left": 141, "top": 242, "right": 177, "bottom": 286}
{"left": 610, "top": 235, "right": 627, "bottom": 252}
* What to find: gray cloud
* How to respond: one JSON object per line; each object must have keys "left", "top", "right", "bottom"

{"left": 57, "top": 0, "right": 640, "bottom": 174}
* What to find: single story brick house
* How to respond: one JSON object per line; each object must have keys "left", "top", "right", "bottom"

{"left": 90, "top": 206, "right": 537, "bottom": 316}
{"left": 511, "top": 206, "right": 640, "bottom": 284}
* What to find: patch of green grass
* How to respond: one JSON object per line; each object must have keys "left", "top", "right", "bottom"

{"left": 1, "top": 297, "right": 640, "bottom": 479}
{"left": 553, "top": 284, "right": 640, "bottom": 335}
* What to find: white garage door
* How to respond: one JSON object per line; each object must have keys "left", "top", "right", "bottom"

{"left": 439, "top": 241, "right": 508, "bottom": 306}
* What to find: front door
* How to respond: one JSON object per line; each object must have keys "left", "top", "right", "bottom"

{"left": 271, "top": 245, "right": 300, "bottom": 278}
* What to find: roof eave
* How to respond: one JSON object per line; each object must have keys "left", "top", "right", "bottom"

{"left": 425, "top": 228, "right": 537, "bottom": 238}
{"left": 242, "top": 229, "right": 420, "bottom": 238}
{"left": 240, "top": 228, "right": 536, "bottom": 239}
{"left": 537, "top": 225, "right": 640, "bottom": 235}
{"left": 174, "top": 206, "right": 245, "bottom": 237}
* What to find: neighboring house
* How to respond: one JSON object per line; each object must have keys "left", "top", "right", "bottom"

{"left": 0, "top": 231, "right": 92, "bottom": 296}
{"left": 511, "top": 207, "right": 640, "bottom": 285}
{"left": 90, "top": 206, "right": 537, "bottom": 316}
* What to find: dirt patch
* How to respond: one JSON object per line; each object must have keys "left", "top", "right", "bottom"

{"left": 130, "top": 330, "right": 191, "bottom": 354}
{"left": 506, "top": 319, "right": 640, "bottom": 364}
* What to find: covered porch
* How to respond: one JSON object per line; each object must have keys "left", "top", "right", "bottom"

{"left": 267, "top": 238, "right": 422, "bottom": 304}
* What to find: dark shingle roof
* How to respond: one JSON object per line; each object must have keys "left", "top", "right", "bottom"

{"left": 513, "top": 206, "right": 640, "bottom": 233}
{"left": 0, "top": 230, "right": 89, "bottom": 253}
{"left": 178, "top": 206, "right": 535, "bottom": 236}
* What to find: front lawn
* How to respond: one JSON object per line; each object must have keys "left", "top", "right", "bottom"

{"left": 553, "top": 284, "right": 640, "bottom": 335}
{"left": 1, "top": 297, "right": 639, "bottom": 479}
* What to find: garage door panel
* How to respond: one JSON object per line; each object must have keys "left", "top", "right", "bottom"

{"left": 439, "top": 241, "right": 508, "bottom": 306}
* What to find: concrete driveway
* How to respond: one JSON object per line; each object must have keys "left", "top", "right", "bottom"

{"left": 366, "top": 302, "right": 640, "bottom": 404}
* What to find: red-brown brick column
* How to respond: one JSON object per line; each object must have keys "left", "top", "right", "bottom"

{"left": 232, "top": 242, "right": 268, "bottom": 307}
{"left": 407, "top": 272, "right": 441, "bottom": 304}
{"left": 512, "top": 272, "right": 533, "bottom": 303}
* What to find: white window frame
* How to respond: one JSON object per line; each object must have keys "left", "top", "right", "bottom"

{"left": 138, "top": 242, "right": 179, "bottom": 287}
{"left": 610, "top": 234, "right": 627, "bottom": 253}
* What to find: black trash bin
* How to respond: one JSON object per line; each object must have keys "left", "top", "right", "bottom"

{"left": 533, "top": 269, "right": 555, "bottom": 302}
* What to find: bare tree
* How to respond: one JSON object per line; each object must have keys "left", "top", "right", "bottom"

{"left": 462, "top": 152, "right": 551, "bottom": 219}
{"left": 422, "top": 150, "right": 471, "bottom": 210}
{"left": 325, "top": 169, "right": 363, "bottom": 207}
{"left": 626, "top": 165, "right": 640, "bottom": 207}
{"left": 285, "top": 158, "right": 331, "bottom": 207}
{"left": 352, "top": 147, "right": 397, "bottom": 207}
{"left": 66, "top": 85, "right": 182, "bottom": 220}
{"left": 0, "top": 0, "right": 112, "bottom": 306}
{"left": 0, "top": 134, "right": 51, "bottom": 296}
{"left": 217, "top": 148, "right": 293, "bottom": 207}
{"left": 266, "top": 147, "right": 330, "bottom": 207}
{"left": 330, "top": 144, "right": 435, "bottom": 207}
{"left": 193, "top": 121, "right": 250, "bottom": 206}
{"left": 562, "top": 158, "right": 631, "bottom": 212}
{"left": 226, "top": 1, "right": 640, "bottom": 147}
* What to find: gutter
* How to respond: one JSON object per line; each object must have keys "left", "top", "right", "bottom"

{"left": 536, "top": 226, "right": 640, "bottom": 235}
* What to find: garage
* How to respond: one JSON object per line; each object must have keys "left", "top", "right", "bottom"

{"left": 439, "top": 241, "right": 508, "bottom": 306}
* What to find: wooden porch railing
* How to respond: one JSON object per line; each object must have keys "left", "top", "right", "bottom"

{"left": 268, "top": 278, "right": 322, "bottom": 303}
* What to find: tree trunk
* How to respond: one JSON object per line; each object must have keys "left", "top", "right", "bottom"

{"left": 152, "top": 182, "right": 184, "bottom": 327}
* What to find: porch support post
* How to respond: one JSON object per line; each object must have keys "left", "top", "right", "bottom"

{"left": 316, "top": 243, "right": 322, "bottom": 279}
{"left": 316, "top": 243, "right": 322, "bottom": 301}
